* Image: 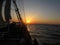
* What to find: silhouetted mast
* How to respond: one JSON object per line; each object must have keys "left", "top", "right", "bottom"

{"left": 4, "top": 0, "right": 11, "bottom": 32}
{"left": 0, "top": 0, "right": 4, "bottom": 24}
{"left": 4, "top": 0, "right": 11, "bottom": 23}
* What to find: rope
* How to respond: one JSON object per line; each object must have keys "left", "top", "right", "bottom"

{"left": 20, "top": 0, "right": 26, "bottom": 23}
{"left": 13, "top": 0, "right": 22, "bottom": 22}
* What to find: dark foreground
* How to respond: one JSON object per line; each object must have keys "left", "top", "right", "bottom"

{"left": 0, "top": 22, "right": 33, "bottom": 45}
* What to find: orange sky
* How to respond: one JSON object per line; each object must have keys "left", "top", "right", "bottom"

{"left": 10, "top": 0, "right": 60, "bottom": 25}
{"left": 11, "top": 15, "right": 60, "bottom": 25}
{"left": 11, "top": 10, "right": 60, "bottom": 24}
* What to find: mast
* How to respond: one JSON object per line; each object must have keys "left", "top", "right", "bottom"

{"left": 4, "top": 0, "right": 11, "bottom": 23}
{"left": 0, "top": 0, "right": 4, "bottom": 25}
{"left": 4, "top": 0, "right": 11, "bottom": 32}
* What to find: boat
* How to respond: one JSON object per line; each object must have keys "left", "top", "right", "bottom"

{"left": 0, "top": 0, "right": 39, "bottom": 45}
{"left": 0, "top": 0, "right": 33, "bottom": 45}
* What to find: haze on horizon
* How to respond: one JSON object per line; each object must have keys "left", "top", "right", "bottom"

{"left": 2, "top": 0, "right": 60, "bottom": 25}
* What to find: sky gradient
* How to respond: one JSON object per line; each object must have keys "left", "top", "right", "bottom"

{"left": 11, "top": 0, "right": 60, "bottom": 24}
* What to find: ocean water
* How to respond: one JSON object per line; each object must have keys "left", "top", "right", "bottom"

{"left": 27, "top": 24, "right": 60, "bottom": 45}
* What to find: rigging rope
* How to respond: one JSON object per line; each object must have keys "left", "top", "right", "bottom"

{"left": 13, "top": 0, "right": 22, "bottom": 22}
{"left": 13, "top": 0, "right": 26, "bottom": 23}
{"left": 20, "top": 0, "right": 26, "bottom": 23}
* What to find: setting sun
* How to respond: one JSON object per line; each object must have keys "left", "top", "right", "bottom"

{"left": 26, "top": 20, "right": 31, "bottom": 24}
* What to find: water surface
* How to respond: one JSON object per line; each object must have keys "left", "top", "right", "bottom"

{"left": 27, "top": 24, "right": 60, "bottom": 45}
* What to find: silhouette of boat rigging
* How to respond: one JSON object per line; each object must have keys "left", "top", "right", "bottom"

{"left": 0, "top": 0, "right": 39, "bottom": 45}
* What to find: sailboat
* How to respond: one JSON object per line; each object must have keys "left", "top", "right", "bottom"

{"left": 0, "top": 0, "right": 33, "bottom": 45}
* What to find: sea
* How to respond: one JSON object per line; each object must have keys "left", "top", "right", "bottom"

{"left": 27, "top": 24, "right": 60, "bottom": 45}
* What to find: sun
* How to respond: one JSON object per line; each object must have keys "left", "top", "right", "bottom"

{"left": 26, "top": 20, "right": 31, "bottom": 24}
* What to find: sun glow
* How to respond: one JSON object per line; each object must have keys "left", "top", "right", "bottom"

{"left": 26, "top": 20, "right": 31, "bottom": 24}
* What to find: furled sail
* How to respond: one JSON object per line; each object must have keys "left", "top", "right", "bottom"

{"left": 0, "top": 0, "right": 4, "bottom": 25}
{"left": 4, "top": 0, "right": 11, "bottom": 23}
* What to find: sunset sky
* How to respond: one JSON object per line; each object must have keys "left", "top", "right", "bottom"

{"left": 11, "top": 0, "right": 60, "bottom": 24}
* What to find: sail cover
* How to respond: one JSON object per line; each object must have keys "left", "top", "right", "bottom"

{"left": 0, "top": 0, "right": 4, "bottom": 24}
{"left": 4, "top": 0, "right": 11, "bottom": 22}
